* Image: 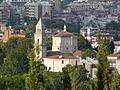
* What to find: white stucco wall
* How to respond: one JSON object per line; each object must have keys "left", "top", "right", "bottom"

{"left": 44, "top": 58, "right": 79, "bottom": 72}
{"left": 52, "top": 37, "right": 78, "bottom": 53}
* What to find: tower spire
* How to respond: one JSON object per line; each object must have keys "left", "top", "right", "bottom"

{"left": 36, "top": 18, "right": 42, "bottom": 34}
{"left": 34, "top": 17, "right": 47, "bottom": 59}
{"left": 63, "top": 24, "right": 67, "bottom": 32}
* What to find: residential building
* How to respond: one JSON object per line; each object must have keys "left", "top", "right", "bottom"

{"left": 24, "top": 2, "right": 42, "bottom": 20}
{"left": 54, "top": 0, "right": 61, "bottom": 12}
{"left": 0, "top": 2, "right": 10, "bottom": 26}
{"left": 79, "top": 57, "right": 98, "bottom": 78}
{"left": 5, "top": 0, "right": 29, "bottom": 7}
{"left": 107, "top": 54, "right": 120, "bottom": 74}
{"left": 3, "top": 28, "right": 25, "bottom": 42}
{"left": 25, "top": 1, "right": 52, "bottom": 20}
{"left": 114, "top": 41, "right": 120, "bottom": 54}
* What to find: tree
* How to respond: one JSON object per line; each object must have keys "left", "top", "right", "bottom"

{"left": 44, "top": 20, "right": 80, "bottom": 33}
{"left": 0, "top": 50, "right": 28, "bottom": 76}
{"left": 103, "top": 39, "right": 114, "bottom": 54}
{"left": 0, "top": 41, "right": 5, "bottom": 65}
{"left": 62, "top": 65, "right": 72, "bottom": 90}
{"left": 105, "top": 21, "right": 120, "bottom": 31}
{"left": 110, "top": 69, "right": 120, "bottom": 90}
{"left": 5, "top": 37, "right": 34, "bottom": 55}
{"left": 0, "top": 37, "right": 34, "bottom": 76}
{"left": 96, "top": 33, "right": 111, "bottom": 90}
{"left": 62, "top": 65, "right": 91, "bottom": 90}
{"left": 46, "top": 37, "right": 52, "bottom": 50}
{"left": 44, "top": 72, "right": 63, "bottom": 90}
{"left": 73, "top": 33, "right": 92, "bottom": 50}
{"left": 81, "top": 49, "right": 94, "bottom": 59}
{"left": 26, "top": 44, "right": 44, "bottom": 89}
{"left": 0, "top": 75, "right": 26, "bottom": 90}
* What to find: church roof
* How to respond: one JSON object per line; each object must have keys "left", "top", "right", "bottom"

{"left": 52, "top": 31, "right": 77, "bottom": 38}
{"left": 44, "top": 55, "right": 79, "bottom": 59}
{"left": 47, "top": 50, "right": 62, "bottom": 56}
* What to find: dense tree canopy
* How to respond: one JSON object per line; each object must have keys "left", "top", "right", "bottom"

{"left": 44, "top": 20, "right": 80, "bottom": 33}
{"left": 0, "top": 37, "right": 34, "bottom": 76}
{"left": 81, "top": 49, "right": 96, "bottom": 59}
{"left": 105, "top": 21, "right": 120, "bottom": 31}
{"left": 0, "top": 50, "right": 28, "bottom": 75}
{"left": 73, "top": 33, "right": 92, "bottom": 50}
{"left": 62, "top": 64, "right": 92, "bottom": 90}
{"left": 0, "top": 75, "right": 26, "bottom": 90}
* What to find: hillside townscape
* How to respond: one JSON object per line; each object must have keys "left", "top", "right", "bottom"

{"left": 0, "top": 0, "right": 120, "bottom": 90}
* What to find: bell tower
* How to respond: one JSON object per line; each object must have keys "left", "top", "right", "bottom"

{"left": 34, "top": 18, "right": 46, "bottom": 59}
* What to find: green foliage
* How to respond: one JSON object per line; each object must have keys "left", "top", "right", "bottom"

{"left": 62, "top": 65, "right": 91, "bottom": 90}
{"left": 73, "top": 33, "right": 92, "bottom": 50}
{"left": 103, "top": 39, "right": 114, "bottom": 54}
{"left": 0, "top": 37, "right": 33, "bottom": 76}
{"left": 81, "top": 49, "right": 95, "bottom": 59}
{"left": 0, "top": 75, "right": 26, "bottom": 90}
{"left": 0, "top": 41, "right": 5, "bottom": 65}
{"left": 110, "top": 69, "right": 120, "bottom": 90}
{"left": 26, "top": 60, "right": 44, "bottom": 90}
{"left": 44, "top": 20, "right": 80, "bottom": 33}
{"left": 64, "top": 53, "right": 73, "bottom": 56}
{"left": 105, "top": 21, "right": 120, "bottom": 40}
{"left": 96, "top": 34, "right": 111, "bottom": 90}
{"left": 46, "top": 37, "right": 52, "bottom": 50}
{"left": 44, "top": 72, "right": 63, "bottom": 90}
{"left": 62, "top": 65, "right": 72, "bottom": 90}
{"left": 5, "top": 37, "right": 34, "bottom": 55}
{"left": 26, "top": 44, "right": 44, "bottom": 90}
{"left": 105, "top": 21, "right": 120, "bottom": 31}
{"left": 0, "top": 50, "right": 28, "bottom": 76}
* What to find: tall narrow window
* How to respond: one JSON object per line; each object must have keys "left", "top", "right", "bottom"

{"left": 37, "top": 39, "right": 39, "bottom": 44}
{"left": 62, "top": 60, "right": 64, "bottom": 64}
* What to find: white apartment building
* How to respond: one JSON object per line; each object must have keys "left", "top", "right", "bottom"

{"left": 107, "top": 54, "right": 120, "bottom": 74}
{"left": 68, "top": 2, "right": 103, "bottom": 12}
{"left": 25, "top": 1, "right": 52, "bottom": 20}
{"left": 5, "top": 0, "right": 29, "bottom": 6}
{"left": 24, "top": 2, "right": 42, "bottom": 20}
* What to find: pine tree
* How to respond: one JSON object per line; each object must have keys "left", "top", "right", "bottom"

{"left": 26, "top": 44, "right": 44, "bottom": 90}
{"left": 96, "top": 33, "right": 111, "bottom": 90}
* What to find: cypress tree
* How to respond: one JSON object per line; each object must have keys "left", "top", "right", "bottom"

{"left": 96, "top": 33, "right": 111, "bottom": 90}
{"left": 26, "top": 44, "right": 44, "bottom": 90}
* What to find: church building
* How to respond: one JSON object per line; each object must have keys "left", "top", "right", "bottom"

{"left": 52, "top": 25, "right": 78, "bottom": 53}
{"left": 34, "top": 18, "right": 79, "bottom": 72}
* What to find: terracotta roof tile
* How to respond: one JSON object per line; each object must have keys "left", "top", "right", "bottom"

{"left": 108, "top": 54, "right": 120, "bottom": 57}
{"left": 52, "top": 31, "right": 77, "bottom": 37}
{"left": 44, "top": 55, "right": 79, "bottom": 59}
